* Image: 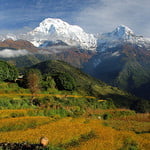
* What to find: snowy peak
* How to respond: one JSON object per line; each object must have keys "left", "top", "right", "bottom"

{"left": 98, "top": 25, "right": 150, "bottom": 52}
{"left": 28, "top": 18, "right": 97, "bottom": 50}
{"left": 32, "top": 18, "right": 83, "bottom": 34}
{"left": 110, "top": 25, "right": 135, "bottom": 39}
{"left": 30, "top": 18, "right": 73, "bottom": 35}
{"left": 1, "top": 19, "right": 150, "bottom": 52}
{"left": 102, "top": 25, "right": 135, "bottom": 40}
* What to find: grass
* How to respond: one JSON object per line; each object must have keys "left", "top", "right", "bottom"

{"left": 103, "top": 113, "right": 150, "bottom": 134}
{"left": 0, "top": 116, "right": 53, "bottom": 132}
{"left": 0, "top": 108, "right": 70, "bottom": 119}
{"left": 104, "top": 120, "right": 150, "bottom": 133}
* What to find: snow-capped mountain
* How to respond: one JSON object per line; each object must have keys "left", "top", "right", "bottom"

{"left": 85, "top": 25, "right": 150, "bottom": 69}
{"left": 97, "top": 25, "right": 150, "bottom": 52}
{"left": 27, "top": 18, "right": 97, "bottom": 50}
{"left": 103, "top": 25, "right": 135, "bottom": 40}
{"left": 1, "top": 20, "right": 150, "bottom": 53}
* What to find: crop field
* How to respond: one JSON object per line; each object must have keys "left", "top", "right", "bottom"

{"left": 0, "top": 108, "right": 149, "bottom": 150}
{"left": 0, "top": 83, "right": 149, "bottom": 150}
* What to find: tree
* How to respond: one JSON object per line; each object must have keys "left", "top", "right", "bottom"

{"left": 42, "top": 74, "right": 56, "bottom": 90}
{"left": 54, "top": 72, "right": 76, "bottom": 91}
{"left": 26, "top": 69, "right": 42, "bottom": 103}
{"left": 0, "top": 60, "right": 18, "bottom": 81}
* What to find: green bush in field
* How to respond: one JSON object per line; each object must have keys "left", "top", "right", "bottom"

{"left": 103, "top": 113, "right": 112, "bottom": 120}
{"left": 27, "top": 109, "right": 44, "bottom": 116}
{"left": 0, "top": 98, "right": 35, "bottom": 109}
{"left": 113, "top": 110, "right": 135, "bottom": 118}
{"left": 10, "top": 112, "right": 25, "bottom": 118}
{"left": 43, "top": 108, "right": 68, "bottom": 118}
{"left": 119, "top": 137, "right": 140, "bottom": 150}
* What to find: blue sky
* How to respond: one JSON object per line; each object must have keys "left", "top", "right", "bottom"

{"left": 0, "top": 0, "right": 150, "bottom": 37}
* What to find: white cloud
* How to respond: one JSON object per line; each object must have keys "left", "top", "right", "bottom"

{"left": 75, "top": 0, "right": 150, "bottom": 37}
{"left": 0, "top": 49, "right": 29, "bottom": 58}
{"left": 38, "top": 45, "right": 73, "bottom": 54}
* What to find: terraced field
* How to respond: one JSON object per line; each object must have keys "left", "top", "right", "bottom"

{"left": 0, "top": 82, "right": 149, "bottom": 150}
{"left": 0, "top": 108, "right": 149, "bottom": 150}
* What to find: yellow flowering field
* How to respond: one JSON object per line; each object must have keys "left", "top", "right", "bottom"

{"left": 103, "top": 113, "right": 150, "bottom": 133}
{"left": 104, "top": 119, "right": 150, "bottom": 133}
{"left": 0, "top": 116, "right": 53, "bottom": 132}
{"left": 0, "top": 118, "right": 91, "bottom": 144}
{"left": 0, "top": 109, "right": 32, "bottom": 119}
{"left": 0, "top": 117, "right": 149, "bottom": 150}
{"left": 114, "top": 113, "right": 150, "bottom": 122}
{"left": 69, "top": 119, "right": 150, "bottom": 150}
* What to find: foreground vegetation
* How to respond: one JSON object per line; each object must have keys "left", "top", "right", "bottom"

{"left": 0, "top": 111, "right": 149, "bottom": 150}
{"left": 0, "top": 83, "right": 149, "bottom": 150}
{"left": 0, "top": 60, "right": 149, "bottom": 149}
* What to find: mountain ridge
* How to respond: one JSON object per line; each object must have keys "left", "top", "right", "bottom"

{"left": 1, "top": 18, "right": 150, "bottom": 53}
{"left": 97, "top": 25, "right": 150, "bottom": 52}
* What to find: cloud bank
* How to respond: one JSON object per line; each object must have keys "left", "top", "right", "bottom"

{"left": 0, "top": 49, "right": 29, "bottom": 58}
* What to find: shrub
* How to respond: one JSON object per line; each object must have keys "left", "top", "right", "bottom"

{"left": 54, "top": 73, "right": 76, "bottom": 91}
{"left": 10, "top": 112, "right": 25, "bottom": 118}
{"left": 103, "top": 113, "right": 112, "bottom": 120}
{"left": 42, "top": 74, "right": 56, "bottom": 90}
{"left": 113, "top": 110, "right": 135, "bottom": 117}
{"left": 0, "top": 98, "right": 35, "bottom": 109}
{"left": 119, "top": 137, "right": 140, "bottom": 150}
{"left": 0, "top": 60, "right": 18, "bottom": 81}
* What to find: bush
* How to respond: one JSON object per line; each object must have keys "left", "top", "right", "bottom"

{"left": 42, "top": 74, "right": 56, "bottom": 90}
{"left": 10, "top": 112, "right": 25, "bottom": 118}
{"left": 54, "top": 73, "right": 76, "bottom": 91}
{"left": 0, "top": 98, "right": 35, "bottom": 109}
{"left": 113, "top": 110, "right": 135, "bottom": 117}
{"left": 0, "top": 60, "right": 18, "bottom": 81}
{"left": 103, "top": 113, "right": 112, "bottom": 120}
{"left": 119, "top": 137, "right": 140, "bottom": 150}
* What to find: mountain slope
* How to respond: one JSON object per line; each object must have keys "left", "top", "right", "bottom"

{"left": 84, "top": 25, "right": 150, "bottom": 100}
{"left": 0, "top": 39, "right": 39, "bottom": 52}
{"left": 29, "top": 60, "right": 147, "bottom": 110}
{"left": 0, "top": 39, "right": 94, "bottom": 68}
